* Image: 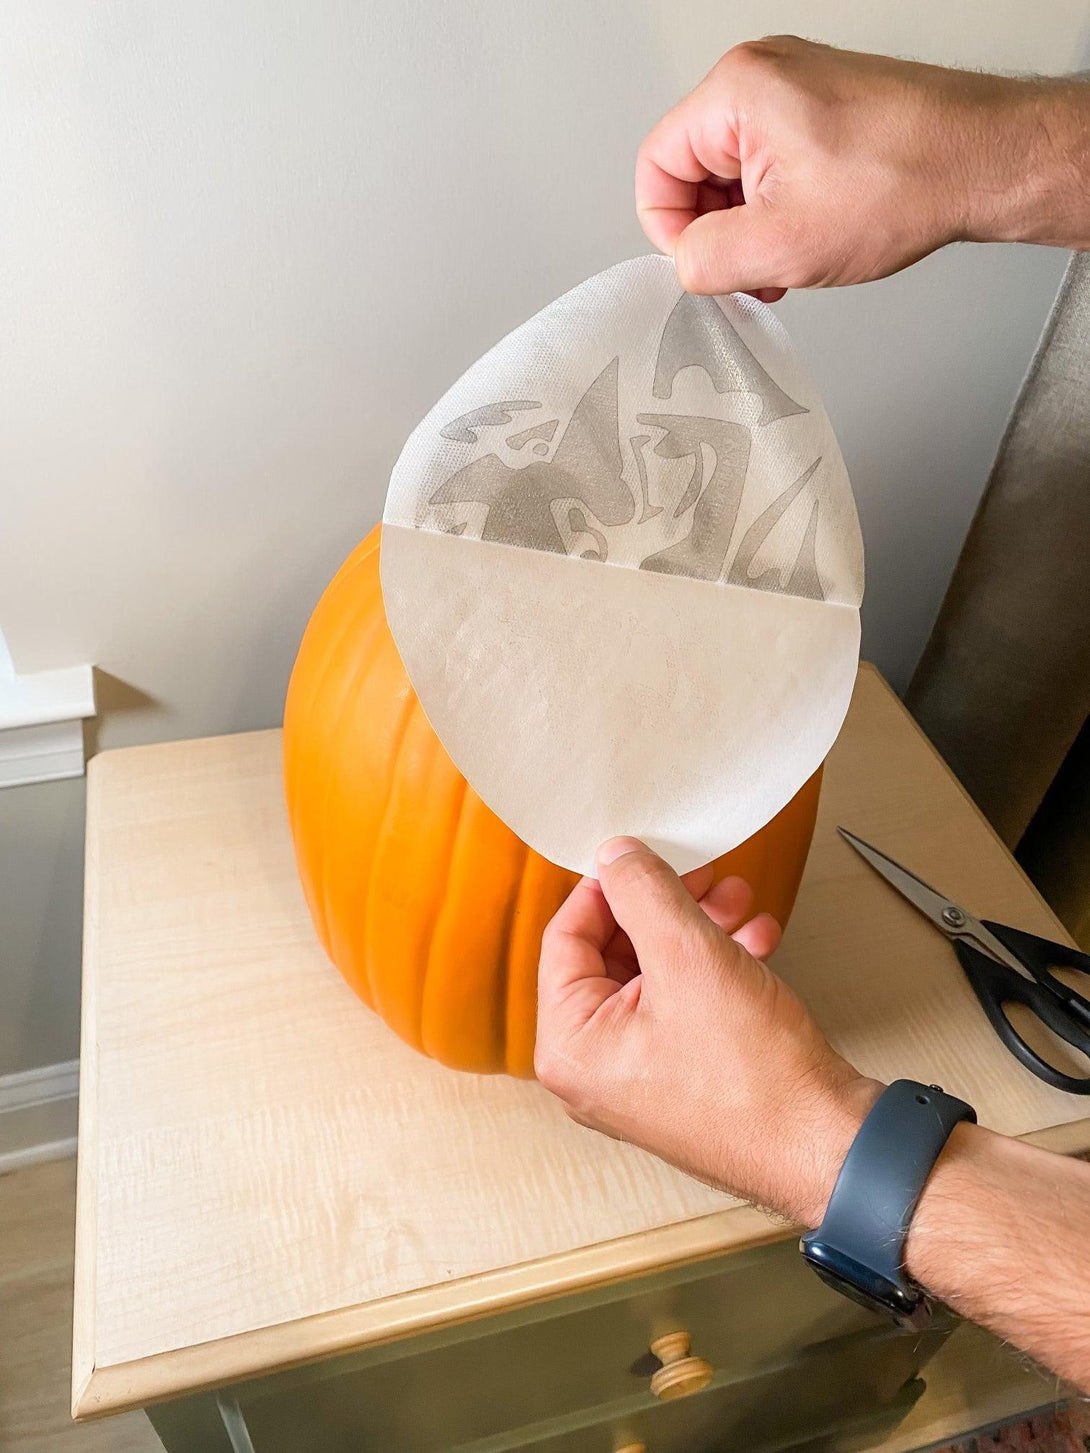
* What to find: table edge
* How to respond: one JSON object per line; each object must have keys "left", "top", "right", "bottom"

{"left": 72, "top": 755, "right": 104, "bottom": 1418}
{"left": 72, "top": 1117, "right": 1089, "bottom": 1420}
{"left": 71, "top": 664, "right": 1089, "bottom": 1418}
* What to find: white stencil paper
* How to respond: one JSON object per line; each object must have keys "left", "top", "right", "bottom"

{"left": 381, "top": 255, "right": 863, "bottom": 875}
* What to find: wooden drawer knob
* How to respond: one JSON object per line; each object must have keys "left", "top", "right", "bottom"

{"left": 649, "top": 1331, "right": 713, "bottom": 1400}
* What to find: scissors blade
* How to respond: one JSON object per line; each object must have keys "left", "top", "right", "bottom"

{"left": 838, "top": 827, "right": 1027, "bottom": 973}
{"left": 838, "top": 827, "right": 968, "bottom": 934}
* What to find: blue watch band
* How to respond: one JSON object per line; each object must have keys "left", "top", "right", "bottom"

{"left": 800, "top": 1079, "right": 976, "bottom": 1324}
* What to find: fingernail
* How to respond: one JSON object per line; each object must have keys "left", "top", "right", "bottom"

{"left": 597, "top": 836, "right": 644, "bottom": 867}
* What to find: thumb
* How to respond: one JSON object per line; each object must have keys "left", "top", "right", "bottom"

{"left": 673, "top": 201, "right": 793, "bottom": 296}
{"left": 596, "top": 837, "right": 720, "bottom": 979}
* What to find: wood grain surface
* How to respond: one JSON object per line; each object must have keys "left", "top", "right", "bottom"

{"left": 73, "top": 666, "right": 1090, "bottom": 1416}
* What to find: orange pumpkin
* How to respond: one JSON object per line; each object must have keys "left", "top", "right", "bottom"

{"left": 283, "top": 525, "right": 822, "bottom": 1077}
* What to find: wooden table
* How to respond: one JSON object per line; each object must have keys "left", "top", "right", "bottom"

{"left": 72, "top": 665, "right": 1089, "bottom": 1453}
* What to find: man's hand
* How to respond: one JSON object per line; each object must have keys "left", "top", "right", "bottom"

{"left": 537, "top": 838, "right": 1090, "bottom": 1388}
{"left": 535, "top": 837, "right": 880, "bottom": 1226}
{"left": 636, "top": 36, "right": 1090, "bottom": 297}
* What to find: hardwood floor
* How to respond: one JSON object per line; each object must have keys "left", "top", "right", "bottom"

{"left": 0, "top": 1157, "right": 159, "bottom": 1453}
{"left": 0, "top": 1155, "right": 1074, "bottom": 1453}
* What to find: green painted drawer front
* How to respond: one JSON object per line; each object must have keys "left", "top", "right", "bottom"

{"left": 233, "top": 1241, "right": 896, "bottom": 1453}
{"left": 462, "top": 1328, "right": 943, "bottom": 1453}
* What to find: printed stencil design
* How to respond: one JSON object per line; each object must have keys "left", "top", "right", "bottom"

{"left": 653, "top": 293, "right": 807, "bottom": 424}
{"left": 418, "top": 287, "right": 839, "bottom": 605}
{"left": 439, "top": 401, "right": 542, "bottom": 444}
{"left": 431, "top": 360, "right": 635, "bottom": 555}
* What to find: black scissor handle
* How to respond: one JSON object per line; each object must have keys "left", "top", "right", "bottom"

{"left": 982, "top": 920, "right": 1090, "bottom": 1033}
{"left": 955, "top": 940, "right": 1090, "bottom": 1095}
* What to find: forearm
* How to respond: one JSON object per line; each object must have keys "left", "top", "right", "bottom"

{"left": 905, "top": 1122, "right": 1090, "bottom": 1389}
{"left": 536, "top": 839, "right": 1090, "bottom": 1390}
{"left": 962, "top": 74, "right": 1090, "bottom": 250}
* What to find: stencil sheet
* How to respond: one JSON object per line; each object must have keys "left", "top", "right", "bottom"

{"left": 381, "top": 256, "right": 863, "bottom": 874}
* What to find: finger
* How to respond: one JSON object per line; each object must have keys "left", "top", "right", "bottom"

{"left": 596, "top": 837, "right": 717, "bottom": 980}
{"left": 732, "top": 912, "right": 782, "bottom": 961}
{"left": 546, "top": 874, "right": 615, "bottom": 953}
{"left": 603, "top": 859, "right": 715, "bottom": 982}
{"left": 538, "top": 877, "right": 618, "bottom": 1019}
{"left": 605, "top": 850, "right": 716, "bottom": 975}
{"left": 635, "top": 96, "right": 740, "bottom": 254}
{"left": 673, "top": 202, "right": 793, "bottom": 296}
{"left": 697, "top": 874, "right": 754, "bottom": 934}
{"left": 635, "top": 152, "right": 700, "bottom": 255}
{"left": 679, "top": 861, "right": 715, "bottom": 902}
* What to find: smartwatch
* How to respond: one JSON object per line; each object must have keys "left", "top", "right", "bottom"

{"left": 799, "top": 1079, "right": 976, "bottom": 1328}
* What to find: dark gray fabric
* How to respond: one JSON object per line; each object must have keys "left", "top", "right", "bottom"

{"left": 907, "top": 252, "right": 1090, "bottom": 944}
{"left": 1018, "top": 716, "right": 1090, "bottom": 945}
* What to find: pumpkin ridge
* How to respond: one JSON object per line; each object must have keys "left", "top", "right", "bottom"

{"left": 301, "top": 580, "right": 387, "bottom": 955}
{"left": 417, "top": 773, "right": 477, "bottom": 1063}
{"left": 353, "top": 660, "right": 419, "bottom": 1010}
{"left": 503, "top": 841, "right": 533, "bottom": 1074}
{"left": 365, "top": 700, "right": 465, "bottom": 1042}
{"left": 284, "top": 544, "right": 382, "bottom": 864}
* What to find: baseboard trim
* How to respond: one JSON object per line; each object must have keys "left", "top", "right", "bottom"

{"left": 0, "top": 1059, "right": 79, "bottom": 1172}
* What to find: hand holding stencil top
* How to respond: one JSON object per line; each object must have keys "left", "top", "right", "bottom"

{"left": 381, "top": 256, "right": 863, "bottom": 875}
{"left": 637, "top": 36, "right": 1090, "bottom": 297}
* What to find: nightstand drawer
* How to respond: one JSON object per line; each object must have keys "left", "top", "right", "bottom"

{"left": 231, "top": 1240, "right": 926, "bottom": 1453}
{"left": 508, "top": 1327, "right": 938, "bottom": 1453}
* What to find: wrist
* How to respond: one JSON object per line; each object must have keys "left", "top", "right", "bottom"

{"left": 902, "top": 1118, "right": 1005, "bottom": 1296}
{"left": 958, "top": 77, "right": 1090, "bottom": 248}
{"left": 790, "top": 1073, "right": 884, "bottom": 1229}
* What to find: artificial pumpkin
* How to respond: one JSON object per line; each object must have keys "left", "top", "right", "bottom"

{"left": 283, "top": 525, "right": 822, "bottom": 1077}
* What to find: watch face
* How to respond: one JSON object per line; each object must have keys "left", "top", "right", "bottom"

{"left": 801, "top": 1240, "right": 931, "bottom": 1330}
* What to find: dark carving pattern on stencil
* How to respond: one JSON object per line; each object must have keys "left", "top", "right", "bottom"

{"left": 726, "top": 458, "right": 824, "bottom": 601}
{"left": 638, "top": 418, "right": 752, "bottom": 581}
{"left": 629, "top": 435, "right": 662, "bottom": 522}
{"left": 506, "top": 419, "right": 559, "bottom": 451}
{"left": 568, "top": 507, "right": 608, "bottom": 561}
{"left": 429, "top": 360, "right": 635, "bottom": 555}
{"left": 654, "top": 293, "right": 808, "bottom": 425}
{"left": 441, "top": 401, "right": 540, "bottom": 444}
{"left": 427, "top": 289, "right": 826, "bottom": 599}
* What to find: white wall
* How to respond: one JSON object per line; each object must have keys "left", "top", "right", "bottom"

{"left": 2, "top": 1, "right": 1088, "bottom": 1076}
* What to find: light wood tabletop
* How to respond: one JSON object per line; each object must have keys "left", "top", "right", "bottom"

{"left": 72, "top": 664, "right": 1090, "bottom": 1419}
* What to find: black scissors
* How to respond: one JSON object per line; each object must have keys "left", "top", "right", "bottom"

{"left": 840, "top": 827, "right": 1090, "bottom": 1095}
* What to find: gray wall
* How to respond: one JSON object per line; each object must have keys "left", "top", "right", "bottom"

{"left": 2, "top": 1, "right": 1087, "bottom": 1076}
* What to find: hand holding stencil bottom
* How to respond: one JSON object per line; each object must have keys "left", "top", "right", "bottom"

{"left": 536, "top": 836, "right": 1090, "bottom": 1394}
{"left": 535, "top": 837, "right": 878, "bottom": 1228}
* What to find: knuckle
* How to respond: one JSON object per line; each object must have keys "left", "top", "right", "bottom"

{"left": 533, "top": 1039, "right": 571, "bottom": 1096}
{"left": 608, "top": 848, "right": 659, "bottom": 890}
{"left": 721, "top": 36, "right": 781, "bottom": 75}
{"left": 718, "top": 35, "right": 807, "bottom": 94}
{"left": 662, "top": 917, "right": 720, "bottom": 976}
{"left": 723, "top": 38, "right": 765, "bottom": 68}
{"left": 758, "top": 33, "right": 806, "bottom": 52}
